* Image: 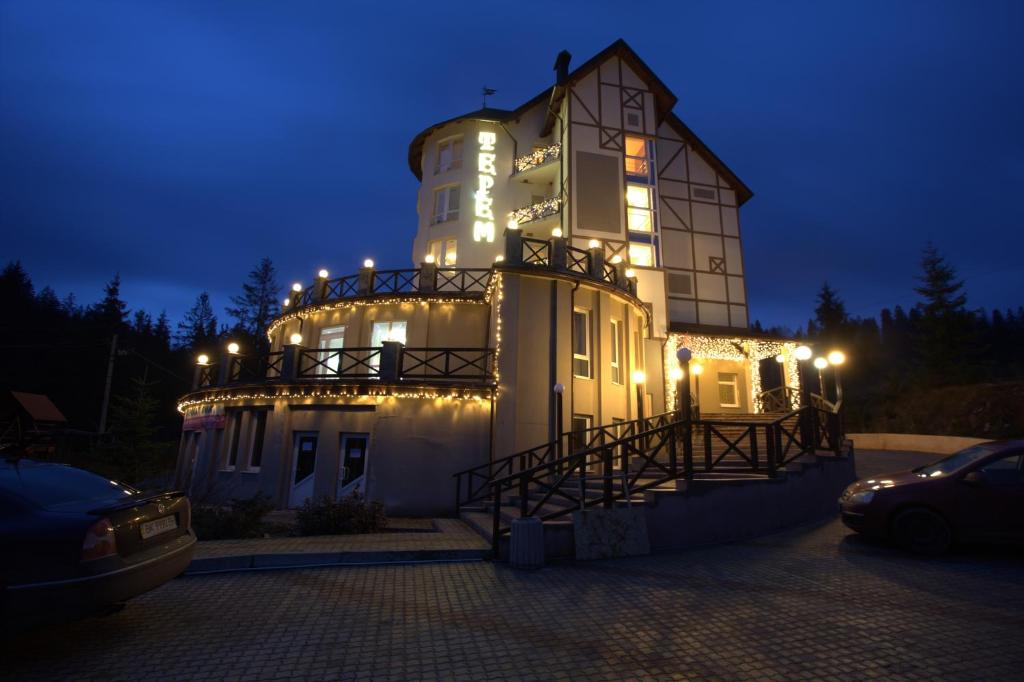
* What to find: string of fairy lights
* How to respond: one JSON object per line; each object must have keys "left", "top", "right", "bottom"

{"left": 663, "top": 333, "right": 803, "bottom": 414}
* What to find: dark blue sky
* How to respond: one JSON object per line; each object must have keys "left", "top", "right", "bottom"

{"left": 2, "top": 0, "right": 1022, "bottom": 330}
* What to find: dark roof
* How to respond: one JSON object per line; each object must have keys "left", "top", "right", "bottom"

{"left": 10, "top": 392, "right": 67, "bottom": 423}
{"left": 668, "top": 323, "right": 799, "bottom": 343}
{"left": 406, "top": 39, "right": 752, "bottom": 204}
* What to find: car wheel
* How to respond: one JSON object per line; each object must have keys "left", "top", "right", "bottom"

{"left": 893, "top": 508, "right": 952, "bottom": 555}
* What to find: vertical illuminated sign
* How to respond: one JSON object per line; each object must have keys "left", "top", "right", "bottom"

{"left": 474, "top": 131, "right": 497, "bottom": 242}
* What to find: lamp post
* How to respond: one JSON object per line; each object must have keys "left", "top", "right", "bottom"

{"left": 553, "top": 383, "right": 565, "bottom": 461}
{"left": 674, "top": 347, "right": 692, "bottom": 418}
{"left": 827, "top": 350, "right": 846, "bottom": 404}
{"left": 631, "top": 369, "right": 646, "bottom": 427}
{"left": 813, "top": 356, "right": 828, "bottom": 399}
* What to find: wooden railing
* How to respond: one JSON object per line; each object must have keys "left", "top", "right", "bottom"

{"left": 229, "top": 352, "right": 284, "bottom": 383}
{"left": 400, "top": 348, "right": 495, "bottom": 383}
{"left": 297, "top": 348, "right": 382, "bottom": 379}
{"left": 756, "top": 386, "right": 799, "bottom": 413}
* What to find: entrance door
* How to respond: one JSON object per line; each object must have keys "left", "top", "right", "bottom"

{"left": 337, "top": 434, "right": 369, "bottom": 498}
{"left": 290, "top": 432, "right": 319, "bottom": 507}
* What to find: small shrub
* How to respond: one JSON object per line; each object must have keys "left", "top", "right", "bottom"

{"left": 295, "top": 492, "right": 387, "bottom": 536}
{"left": 191, "top": 493, "right": 274, "bottom": 540}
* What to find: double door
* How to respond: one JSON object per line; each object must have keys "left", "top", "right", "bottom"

{"left": 289, "top": 431, "right": 370, "bottom": 507}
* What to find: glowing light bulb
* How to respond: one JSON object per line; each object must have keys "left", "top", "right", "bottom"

{"left": 318, "top": 269, "right": 329, "bottom": 279}
{"left": 669, "top": 367, "right": 684, "bottom": 382}
{"left": 291, "top": 282, "right": 302, "bottom": 292}
{"left": 227, "top": 342, "right": 240, "bottom": 354}
{"left": 363, "top": 259, "right": 375, "bottom": 268}
{"left": 625, "top": 268, "right": 636, "bottom": 279}
{"left": 282, "top": 298, "right": 290, "bottom": 307}
{"left": 289, "top": 333, "right": 303, "bottom": 345}
{"left": 424, "top": 254, "right": 435, "bottom": 264}
{"left": 551, "top": 227, "right": 563, "bottom": 238}
{"left": 827, "top": 350, "right": 846, "bottom": 366}
{"left": 588, "top": 239, "right": 600, "bottom": 249}
{"left": 196, "top": 354, "right": 210, "bottom": 366}
{"left": 795, "top": 345, "right": 813, "bottom": 361}
{"left": 813, "top": 357, "right": 828, "bottom": 370}
{"left": 610, "top": 255, "right": 623, "bottom": 264}
{"left": 775, "top": 354, "right": 785, "bottom": 363}
{"left": 506, "top": 219, "right": 519, "bottom": 230}
{"left": 632, "top": 369, "right": 646, "bottom": 384}
{"left": 691, "top": 363, "right": 704, "bottom": 376}
{"left": 494, "top": 254, "right": 505, "bottom": 262}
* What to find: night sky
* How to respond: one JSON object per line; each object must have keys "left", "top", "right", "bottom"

{"left": 2, "top": 0, "right": 1022, "bottom": 331}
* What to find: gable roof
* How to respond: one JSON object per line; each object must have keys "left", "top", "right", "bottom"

{"left": 11, "top": 392, "right": 67, "bottom": 423}
{"left": 406, "top": 39, "right": 752, "bottom": 205}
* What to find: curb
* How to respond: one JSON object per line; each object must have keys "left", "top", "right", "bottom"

{"left": 184, "top": 548, "right": 489, "bottom": 575}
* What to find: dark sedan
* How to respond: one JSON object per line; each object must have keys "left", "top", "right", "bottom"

{"left": 1, "top": 457, "right": 196, "bottom": 628}
{"left": 840, "top": 441, "right": 1024, "bottom": 553}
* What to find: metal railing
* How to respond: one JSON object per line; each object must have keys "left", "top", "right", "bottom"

{"left": 513, "top": 144, "right": 561, "bottom": 174}
{"left": 509, "top": 196, "right": 561, "bottom": 226}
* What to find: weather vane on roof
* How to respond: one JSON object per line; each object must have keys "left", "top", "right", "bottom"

{"left": 482, "top": 86, "right": 497, "bottom": 108}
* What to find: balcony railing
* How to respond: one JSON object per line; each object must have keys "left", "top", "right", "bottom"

{"left": 191, "top": 344, "right": 496, "bottom": 391}
{"left": 503, "top": 232, "right": 635, "bottom": 295}
{"left": 513, "top": 144, "right": 561, "bottom": 175}
{"left": 285, "top": 267, "right": 494, "bottom": 314}
{"left": 509, "top": 196, "right": 561, "bottom": 226}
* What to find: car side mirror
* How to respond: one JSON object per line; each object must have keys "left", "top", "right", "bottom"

{"left": 962, "top": 471, "right": 986, "bottom": 486}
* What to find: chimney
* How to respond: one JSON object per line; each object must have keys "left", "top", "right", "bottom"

{"left": 554, "top": 50, "right": 571, "bottom": 86}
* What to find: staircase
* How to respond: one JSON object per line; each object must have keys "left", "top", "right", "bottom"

{"left": 453, "top": 404, "right": 842, "bottom": 557}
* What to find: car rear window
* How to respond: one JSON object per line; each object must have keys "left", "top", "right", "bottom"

{"left": 0, "top": 463, "right": 137, "bottom": 510}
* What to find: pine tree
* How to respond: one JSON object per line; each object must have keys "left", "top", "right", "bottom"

{"left": 225, "top": 257, "right": 280, "bottom": 353}
{"left": 105, "top": 376, "right": 169, "bottom": 484}
{"left": 913, "top": 244, "right": 972, "bottom": 385}
{"left": 154, "top": 311, "right": 172, "bottom": 352}
{"left": 175, "top": 292, "right": 219, "bottom": 350}
{"left": 812, "top": 282, "right": 848, "bottom": 344}
{"left": 133, "top": 310, "right": 153, "bottom": 336}
{"left": 94, "top": 274, "right": 129, "bottom": 328}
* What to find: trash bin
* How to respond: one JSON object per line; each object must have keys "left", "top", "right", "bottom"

{"left": 509, "top": 517, "right": 544, "bottom": 569}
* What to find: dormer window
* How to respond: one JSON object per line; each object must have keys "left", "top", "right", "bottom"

{"left": 435, "top": 136, "right": 463, "bottom": 175}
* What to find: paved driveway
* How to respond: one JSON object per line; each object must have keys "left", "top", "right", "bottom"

{"left": 4, "top": 451, "right": 1023, "bottom": 681}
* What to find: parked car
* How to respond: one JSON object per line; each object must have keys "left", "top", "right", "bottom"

{"left": 0, "top": 457, "right": 196, "bottom": 628}
{"left": 840, "top": 440, "right": 1024, "bottom": 553}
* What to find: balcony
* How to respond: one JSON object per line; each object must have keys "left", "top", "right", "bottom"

{"left": 512, "top": 144, "right": 561, "bottom": 183}
{"left": 508, "top": 195, "right": 561, "bottom": 229}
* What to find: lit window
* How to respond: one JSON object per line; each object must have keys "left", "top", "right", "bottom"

{"left": 626, "top": 184, "right": 652, "bottom": 233}
{"left": 610, "top": 319, "right": 624, "bottom": 384}
{"left": 369, "top": 320, "right": 408, "bottom": 371}
{"left": 432, "top": 186, "right": 460, "bottom": 224}
{"left": 572, "top": 308, "right": 591, "bottom": 379}
{"left": 427, "top": 239, "right": 457, "bottom": 266}
{"left": 317, "top": 325, "right": 346, "bottom": 375}
{"left": 628, "top": 243, "right": 654, "bottom": 267}
{"left": 624, "top": 136, "right": 650, "bottom": 178}
{"left": 435, "top": 137, "right": 463, "bottom": 174}
{"left": 718, "top": 372, "right": 740, "bottom": 408}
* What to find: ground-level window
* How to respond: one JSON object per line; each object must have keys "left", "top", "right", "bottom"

{"left": 225, "top": 412, "right": 243, "bottom": 470}
{"left": 427, "top": 238, "right": 458, "bottom": 266}
{"left": 718, "top": 372, "right": 740, "bottom": 408}
{"left": 572, "top": 308, "right": 592, "bottom": 379}
{"left": 248, "top": 410, "right": 267, "bottom": 470}
{"left": 610, "top": 319, "right": 624, "bottom": 384}
{"left": 317, "top": 325, "right": 346, "bottom": 375}
{"left": 570, "top": 414, "right": 593, "bottom": 453}
{"left": 432, "top": 185, "right": 460, "bottom": 224}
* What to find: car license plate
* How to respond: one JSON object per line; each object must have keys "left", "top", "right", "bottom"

{"left": 140, "top": 515, "right": 177, "bottom": 540}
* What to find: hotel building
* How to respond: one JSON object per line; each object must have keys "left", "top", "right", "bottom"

{"left": 176, "top": 40, "right": 829, "bottom": 519}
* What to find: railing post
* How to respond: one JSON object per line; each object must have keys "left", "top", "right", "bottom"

{"left": 766, "top": 424, "right": 777, "bottom": 478}
{"left": 550, "top": 235, "right": 568, "bottom": 271}
{"left": 191, "top": 364, "right": 203, "bottom": 390}
{"left": 750, "top": 427, "right": 759, "bottom": 472}
{"left": 504, "top": 228, "right": 524, "bottom": 266}
{"left": 602, "top": 447, "right": 613, "bottom": 509}
{"left": 613, "top": 261, "right": 629, "bottom": 289}
{"left": 357, "top": 264, "right": 374, "bottom": 296}
{"left": 418, "top": 262, "right": 437, "bottom": 293}
{"left": 379, "top": 341, "right": 403, "bottom": 382}
{"left": 454, "top": 472, "right": 462, "bottom": 515}
{"left": 587, "top": 245, "right": 605, "bottom": 280}
{"left": 683, "top": 420, "right": 694, "bottom": 480}
{"left": 316, "top": 276, "right": 330, "bottom": 303}
{"left": 217, "top": 354, "right": 232, "bottom": 386}
{"left": 280, "top": 344, "right": 302, "bottom": 381}
{"left": 668, "top": 427, "right": 678, "bottom": 479}
{"left": 519, "top": 475, "right": 528, "bottom": 518}
{"left": 704, "top": 423, "right": 713, "bottom": 471}
{"left": 491, "top": 483, "right": 501, "bottom": 556}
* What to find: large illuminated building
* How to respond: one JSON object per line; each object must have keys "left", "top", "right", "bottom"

{"left": 175, "top": 40, "right": 814, "bottom": 515}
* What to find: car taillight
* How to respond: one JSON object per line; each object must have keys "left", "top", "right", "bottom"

{"left": 81, "top": 517, "right": 117, "bottom": 561}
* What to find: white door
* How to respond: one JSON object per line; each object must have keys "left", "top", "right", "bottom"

{"left": 318, "top": 326, "right": 346, "bottom": 375}
{"left": 336, "top": 433, "right": 370, "bottom": 498}
{"left": 289, "top": 432, "right": 319, "bottom": 507}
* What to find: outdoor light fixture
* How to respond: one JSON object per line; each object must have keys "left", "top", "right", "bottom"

{"left": 775, "top": 354, "right": 785, "bottom": 363}
{"left": 283, "top": 298, "right": 291, "bottom": 308}
{"left": 625, "top": 268, "right": 636, "bottom": 279}
{"left": 506, "top": 219, "right": 519, "bottom": 230}
{"left": 363, "top": 259, "right": 374, "bottom": 269}
{"left": 291, "top": 282, "right": 302, "bottom": 292}
{"left": 676, "top": 347, "right": 692, "bottom": 363}
{"left": 827, "top": 350, "right": 846, "bottom": 366}
{"left": 289, "top": 333, "right": 303, "bottom": 345}
{"left": 551, "top": 227, "right": 563, "bottom": 238}
{"left": 552, "top": 383, "right": 564, "bottom": 394}
{"left": 691, "top": 362, "right": 704, "bottom": 376}
{"left": 424, "top": 254, "right": 435, "bottom": 264}
{"left": 318, "top": 269, "right": 329, "bottom": 279}
{"left": 795, "top": 345, "right": 813, "bottom": 361}
{"left": 610, "top": 255, "right": 623, "bottom": 264}
{"left": 494, "top": 254, "right": 505, "bottom": 262}
{"left": 196, "top": 354, "right": 210, "bottom": 365}
{"left": 632, "top": 369, "right": 646, "bottom": 384}
{"left": 813, "top": 357, "right": 829, "bottom": 370}
{"left": 588, "top": 239, "right": 600, "bottom": 249}
{"left": 669, "top": 366, "right": 684, "bottom": 382}
{"left": 227, "top": 342, "right": 240, "bottom": 354}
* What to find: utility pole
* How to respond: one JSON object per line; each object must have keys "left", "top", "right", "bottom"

{"left": 99, "top": 333, "right": 118, "bottom": 434}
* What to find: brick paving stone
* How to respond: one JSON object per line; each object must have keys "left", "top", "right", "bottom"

{"left": 3, "top": 451, "right": 1023, "bottom": 680}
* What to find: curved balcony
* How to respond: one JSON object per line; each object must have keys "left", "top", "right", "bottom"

{"left": 285, "top": 267, "right": 494, "bottom": 313}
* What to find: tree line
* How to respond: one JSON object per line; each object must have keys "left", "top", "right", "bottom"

{"left": 753, "top": 245, "right": 1024, "bottom": 437}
